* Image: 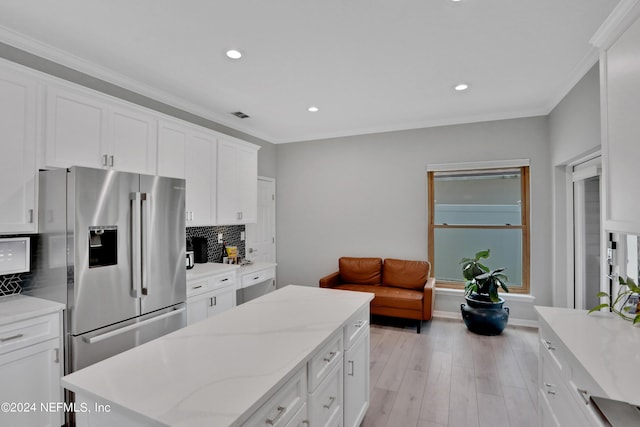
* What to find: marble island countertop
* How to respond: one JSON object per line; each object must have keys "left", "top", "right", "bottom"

{"left": 535, "top": 305, "right": 640, "bottom": 407}
{"left": 61, "top": 285, "right": 372, "bottom": 427}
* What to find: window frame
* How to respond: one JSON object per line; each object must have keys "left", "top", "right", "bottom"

{"left": 427, "top": 165, "right": 530, "bottom": 294}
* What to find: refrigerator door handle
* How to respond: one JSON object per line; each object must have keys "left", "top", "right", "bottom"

{"left": 82, "top": 308, "right": 185, "bottom": 344}
{"left": 140, "top": 192, "right": 149, "bottom": 296}
{"left": 130, "top": 192, "right": 143, "bottom": 298}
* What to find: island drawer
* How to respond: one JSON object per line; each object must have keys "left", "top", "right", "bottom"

{"left": 308, "top": 362, "right": 343, "bottom": 427}
{"left": 308, "top": 331, "right": 343, "bottom": 392}
{"left": 343, "top": 305, "right": 369, "bottom": 350}
{"left": 243, "top": 366, "right": 307, "bottom": 427}
{"left": 0, "top": 312, "right": 60, "bottom": 356}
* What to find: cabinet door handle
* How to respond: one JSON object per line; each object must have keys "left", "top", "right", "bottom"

{"left": 102, "top": 154, "right": 108, "bottom": 166}
{"left": 355, "top": 320, "right": 365, "bottom": 328}
{"left": 192, "top": 285, "right": 202, "bottom": 290}
{"left": 544, "top": 383, "right": 555, "bottom": 388}
{"left": 237, "top": 212, "right": 243, "bottom": 220}
{"left": 543, "top": 339, "right": 555, "bottom": 351}
{"left": 577, "top": 388, "right": 590, "bottom": 405}
{"left": 323, "top": 351, "right": 337, "bottom": 363}
{"left": 547, "top": 390, "right": 556, "bottom": 395}
{"left": 54, "top": 348, "right": 60, "bottom": 364}
{"left": 109, "top": 155, "right": 115, "bottom": 167}
{"left": 0, "top": 333, "right": 24, "bottom": 342}
{"left": 265, "top": 406, "right": 286, "bottom": 425}
{"left": 323, "top": 396, "right": 336, "bottom": 409}
{"left": 221, "top": 278, "right": 229, "bottom": 282}
{"left": 28, "top": 209, "right": 34, "bottom": 223}
{"left": 348, "top": 360, "right": 355, "bottom": 376}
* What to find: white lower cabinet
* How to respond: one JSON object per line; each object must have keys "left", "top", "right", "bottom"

{"left": 186, "top": 271, "right": 236, "bottom": 326}
{"left": 242, "top": 367, "right": 307, "bottom": 427}
{"left": 285, "top": 403, "right": 308, "bottom": 427}
{"left": 537, "top": 318, "right": 604, "bottom": 427}
{"left": 344, "top": 328, "right": 369, "bottom": 427}
{"left": 308, "top": 362, "right": 343, "bottom": 427}
{"left": 0, "top": 311, "right": 63, "bottom": 427}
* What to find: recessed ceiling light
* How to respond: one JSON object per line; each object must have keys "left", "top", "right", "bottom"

{"left": 454, "top": 83, "right": 469, "bottom": 91}
{"left": 307, "top": 106, "right": 319, "bottom": 112}
{"left": 226, "top": 49, "right": 242, "bottom": 60}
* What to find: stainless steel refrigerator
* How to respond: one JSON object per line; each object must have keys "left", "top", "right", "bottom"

{"left": 36, "top": 166, "right": 186, "bottom": 374}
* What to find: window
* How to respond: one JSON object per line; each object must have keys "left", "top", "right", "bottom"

{"left": 427, "top": 165, "right": 530, "bottom": 293}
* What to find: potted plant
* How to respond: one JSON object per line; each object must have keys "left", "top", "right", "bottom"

{"left": 589, "top": 276, "right": 640, "bottom": 324}
{"left": 459, "top": 249, "right": 510, "bottom": 335}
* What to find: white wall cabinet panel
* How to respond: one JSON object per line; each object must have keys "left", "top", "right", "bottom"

{"left": 108, "top": 104, "right": 157, "bottom": 175}
{"left": 217, "top": 138, "right": 259, "bottom": 225}
{"left": 45, "top": 86, "right": 107, "bottom": 169}
{"left": 157, "top": 119, "right": 187, "bottom": 179}
{"left": 185, "top": 131, "right": 216, "bottom": 226}
{"left": 601, "top": 11, "right": 640, "bottom": 234}
{"left": 45, "top": 85, "right": 157, "bottom": 174}
{"left": 0, "top": 68, "right": 38, "bottom": 233}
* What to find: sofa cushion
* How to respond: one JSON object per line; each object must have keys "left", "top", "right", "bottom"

{"left": 382, "top": 258, "right": 430, "bottom": 290}
{"left": 334, "top": 284, "right": 423, "bottom": 312}
{"left": 339, "top": 257, "right": 382, "bottom": 285}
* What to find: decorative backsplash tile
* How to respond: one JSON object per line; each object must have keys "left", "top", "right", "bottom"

{"left": 186, "top": 225, "right": 245, "bottom": 263}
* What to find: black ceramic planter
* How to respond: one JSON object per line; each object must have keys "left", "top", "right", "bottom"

{"left": 460, "top": 294, "right": 509, "bottom": 336}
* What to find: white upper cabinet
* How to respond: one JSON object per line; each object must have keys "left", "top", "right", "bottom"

{"left": 45, "top": 84, "right": 157, "bottom": 175}
{"left": 595, "top": 3, "right": 640, "bottom": 234}
{"left": 0, "top": 66, "right": 38, "bottom": 233}
{"left": 185, "top": 130, "right": 217, "bottom": 226}
{"left": 217, "top": 137, "right": 259, "bottom": 225}
{"left": 157, "top": 119, "right": 187, "bottom": 179}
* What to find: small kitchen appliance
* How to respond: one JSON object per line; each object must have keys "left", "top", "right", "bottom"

{"left": 192, "top": 236, "right": 208, "bottom": 263}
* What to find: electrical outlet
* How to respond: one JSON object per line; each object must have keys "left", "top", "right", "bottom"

{"left": 240, "top": 231, "right": 245, "bottom": 241}
{"left": 217, "top": 233, "right": 223, "bottom": 244}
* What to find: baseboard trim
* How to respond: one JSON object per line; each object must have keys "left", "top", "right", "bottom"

{"left": 433, "top": 310, "right": 538, "bottom": 329}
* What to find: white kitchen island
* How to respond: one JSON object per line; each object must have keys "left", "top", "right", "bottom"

{"left": 62, "top": 285, "right": 373, "bottom": 427}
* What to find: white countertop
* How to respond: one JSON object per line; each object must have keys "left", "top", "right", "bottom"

{"left": 535, "top": 305, "right": 640, "bottom": 407}
{"left": 186, "top": 261, "right": 276, "bottom": 281}
{"left": 0, "top": 294, "right": 65, "bottom": 326}
{"left": 62, "top": 285, "right": 372, "bottom": 427}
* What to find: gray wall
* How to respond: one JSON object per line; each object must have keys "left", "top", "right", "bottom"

{"left": 276, "top": 116, "right": 553, "bottom": 311}
{"left": 548, "top": 64, "right": 602, "bottom": 307}
{"left": 0, "top": 42, "right": 278, "bottom": 178}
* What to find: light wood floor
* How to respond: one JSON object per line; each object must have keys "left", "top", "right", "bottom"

{"left": 361, "top": 317, "right": 539, "bottom": 427}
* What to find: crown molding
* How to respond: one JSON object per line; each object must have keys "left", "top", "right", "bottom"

{"left": 0, "top": 26, "right": 276, "bottom": 143}
{"left": 591, "top": 0, "right": 640, "bottom": 49}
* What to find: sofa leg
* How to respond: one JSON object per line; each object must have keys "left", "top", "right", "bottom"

{"left": 417, "top": 320, "right": 421, "bottom": 334}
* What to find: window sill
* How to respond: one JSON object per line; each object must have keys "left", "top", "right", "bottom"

{"left": 435, "top": 287, "right": 536, "bottom": 303}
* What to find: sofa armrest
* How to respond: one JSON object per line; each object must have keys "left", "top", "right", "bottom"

{"left": 319, "top": 271, "right": 341, "bottom": 288}
{"left": 422, "top": 277, "right": 436, "bottom": 320}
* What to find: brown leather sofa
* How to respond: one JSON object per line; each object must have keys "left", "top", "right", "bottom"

{"left": 319, "top": 257, "right": 435, "bottom": 333}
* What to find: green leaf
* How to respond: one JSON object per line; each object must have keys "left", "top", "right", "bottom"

{"left": 625, "top": 277, "right": 640, "bottom": 293}
{"left": 633, "top": 314, "right": 640, "bottom": 325}
{"left": 475, "top": 249, "right": 490, "bottom": 260}
{"left": 587, "top": 303, "right": 609, "bottom": 314}
{"left": 595, "top": 291, "right": 610, "bottom": 299}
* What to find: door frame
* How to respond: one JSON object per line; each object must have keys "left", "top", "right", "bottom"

{"left": 565, "top": 153, "right": 603, "bottom": 309}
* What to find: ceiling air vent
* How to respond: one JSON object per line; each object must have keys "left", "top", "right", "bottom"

{"left": 231, "top": 111, "right": 250, "bottom": 119}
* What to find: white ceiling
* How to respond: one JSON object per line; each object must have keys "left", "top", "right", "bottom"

{"left": 0, "top": 0, "right": 619, "bottom": 144}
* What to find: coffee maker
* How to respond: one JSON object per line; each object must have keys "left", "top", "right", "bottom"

{"left": 191, "top": 236, "right": 208, "bottom": 263}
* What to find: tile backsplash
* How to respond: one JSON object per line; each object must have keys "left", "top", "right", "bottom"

{"left": 186, "top": 225, "right": 245, "bottom": 263}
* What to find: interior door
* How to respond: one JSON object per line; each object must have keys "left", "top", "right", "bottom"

{"left": 140, "top": 174, "right": 186, "bottom": 314}
{"left": 572, "top": 158, "right": 602, "bottom": 310}
{"left": 246, "top": 177, "right": 276, "bottom": 262}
